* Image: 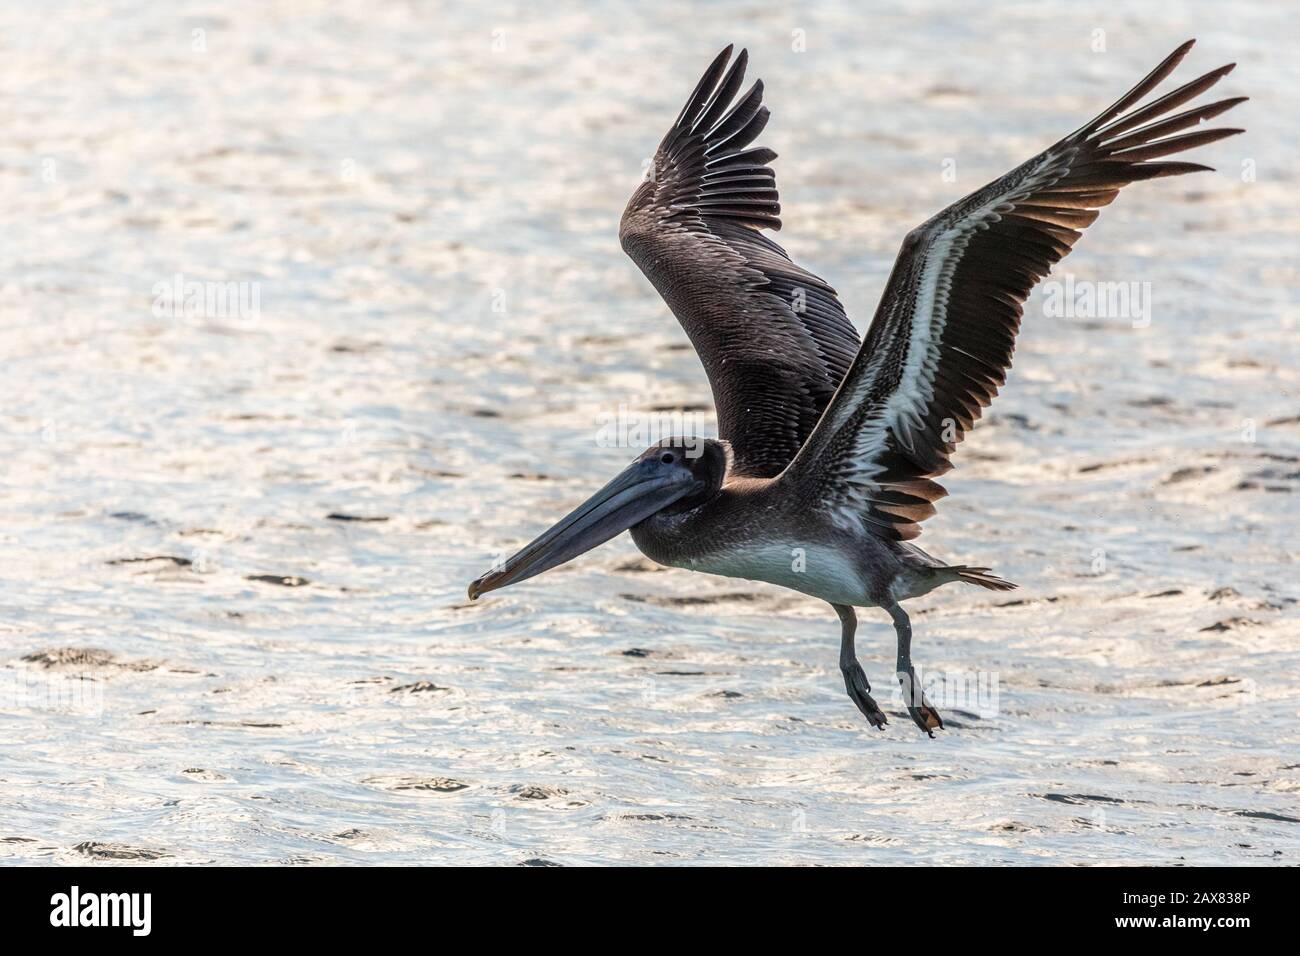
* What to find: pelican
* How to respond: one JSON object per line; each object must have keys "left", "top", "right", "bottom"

{"left": 469, "top": 41, "right": 1244, "bottom": 736}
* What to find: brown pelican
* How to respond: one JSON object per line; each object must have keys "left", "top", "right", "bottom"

{"left": 469, "top": 41, "right": 1244, "bottom": 736}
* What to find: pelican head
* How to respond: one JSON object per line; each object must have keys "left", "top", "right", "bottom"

{"left": 467, "top": 438, "right": 729, "bottom": 600}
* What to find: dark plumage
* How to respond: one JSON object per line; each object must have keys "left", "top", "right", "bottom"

{"left": 470, "top": 41, "right": 1245, "bottom": 737}
{"left": 785, "top": 40, "right": 1245, "bottom": 541}
{"left": 619, "top": 46, "right": 860, "bottom": 478}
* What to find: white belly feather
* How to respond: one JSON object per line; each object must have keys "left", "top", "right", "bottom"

{"left": 672, "top": 539, "right": 871, "bottom": 606}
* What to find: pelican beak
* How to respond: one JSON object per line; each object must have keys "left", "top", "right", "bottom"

{"left": 468, "top": 457, "right": 697, "bottom": 600}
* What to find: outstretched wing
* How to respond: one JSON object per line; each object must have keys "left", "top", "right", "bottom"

{"left": 784, "top": 40, "right": 1245, "bottom": 539}
{"left": 620, "top": 46, "right": 860, "bottom": 479}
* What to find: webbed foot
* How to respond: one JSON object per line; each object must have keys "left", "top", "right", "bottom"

{"left": 898, "top": 671, "right": 943, "bottom": 738}
{"left": 842, "top": 662, "right": 888, "bottom": 730}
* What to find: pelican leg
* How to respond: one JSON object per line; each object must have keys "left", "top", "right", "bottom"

{"left": 833, "top": 603, "right": 887, "bottom": 730}
{"left": 886, "top": 602, "right": 943, "bottom": 737}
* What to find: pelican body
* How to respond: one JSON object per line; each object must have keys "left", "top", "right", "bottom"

{"left": 469, "top": 41, "right": 1244, "bottom": 736}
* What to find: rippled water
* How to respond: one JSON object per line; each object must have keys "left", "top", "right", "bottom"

{"left": 1, "top": 1, "right": 1297, "bottom": 865}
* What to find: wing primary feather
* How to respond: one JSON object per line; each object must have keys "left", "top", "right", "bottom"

{"left": 693, "top": 49, "right": 748, "bottom": 135}
{"left": 1095, "top": 63, "right": 1237, "bottom": 139}
{"left": 1079, "top": 39, "right": 1195, "bottom": 134}
{"left": 670, "top": 45, "right": 733, "bottom": 134}
{"left": 1100, "top": 96, "right": 1248, "bottom": 153}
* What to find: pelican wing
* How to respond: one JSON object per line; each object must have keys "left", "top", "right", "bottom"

{"left": 620, "top": 46, "right": 860, "bottom": 479}
{"left": 785, "top": 40, "right": 1245, "bottom": 540}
